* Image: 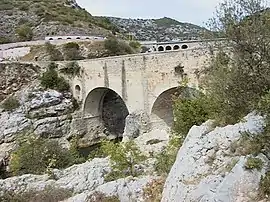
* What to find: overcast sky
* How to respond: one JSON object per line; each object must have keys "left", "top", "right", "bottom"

{"left": 77, "top": 0, "right": 224, "bottom": 27}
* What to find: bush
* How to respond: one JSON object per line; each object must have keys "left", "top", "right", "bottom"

{"left": 40, "top": 63, "right": 70, "bottom": 92}
{"left": 0, "top": 36, "right": 11, "bottom": 44}
{"left": 9, "top": 136, "right": 80, "bottom": 176}
{"left": 1, "top": 96, "right": 20, "bottom": 111}
{"left": 62, "top": 42, "right": 84, "bottom": 60}
{"left": 260, "top": 171, "right": 270, "bottom": 198}
{"left": 154, "top": 135, "right": 181, "bottom": 175}
{"left": 15, "top": 24, "right": 33, "bottom": 41}
{"left": 245, "top": 157, "right": 263, "bottom": 170}
{"left": 101, "top": 140, "right": 146, "bottom": 181}
{"left": 0, "top": 185, "right": 72, "bottom": 202}
{"left": 60, "top": 62, "right": 81, "bottom": 76}
{"left": 104, "top": 38, "right": 134, "bottom": 56}
{"left": 173, "top": 90, "right": 211, "bottom": 136}
{"left": 129, "top": 41, "right": 141, "bottom": 49}
{"left": 45, "top": 42, "right": 64, "bottom": 61}
{"left": 143, "top": 178, "right": 165, "bottom": 202}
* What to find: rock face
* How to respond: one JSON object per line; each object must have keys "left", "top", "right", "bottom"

{"left": 0, "top": 63, "right": 41, "bottom": 102}
{"left": 0, "top": 158, "right": 110, "bottom": 195}
{"left": 161, "top": 113, "right": 266, "bottom": 202}
{"left": 64, "top": 176, "right": 155, "bottom": 202}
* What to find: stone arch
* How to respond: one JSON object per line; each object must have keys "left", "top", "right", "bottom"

{"left": 84, "top": 87, "right": 129, "bottom": 135}
{"left": 158, "top": 46, "right": 164, "bottom": 51}
{"left": 150, "top": 86, "right": 199, "bottom": 129}
{"left": 173, "top": 45, "right": 180, "bottom": 50}
{"left": 165, "top": 46, "right": 172, "bottom": 51}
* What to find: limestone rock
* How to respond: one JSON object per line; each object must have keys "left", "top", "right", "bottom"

{"left": 161, "top": 113, "right": 266, "bottom": 202}
{"left": 0, "top": 158, "right": 110, "bottom": 195}
{"left": 64, "top": 176, "right": 155, "bottom": 202}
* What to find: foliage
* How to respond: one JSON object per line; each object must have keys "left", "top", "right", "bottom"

{"left": 154, "top": 135, "right": 182, "bottom": 175}
{"left": 0, "top": 36, "right": 11, "bottom": 44}
{"left": 1, "top": 96, "right": 20, "bottom": 111}
{"left": 142, "top": 178, "right": 165, "bottom": 202}
{"left": 101, "top": 140, "right": 146, "bottom": 181}
{"left": 69, "top": 137, "right": 87, "bottom": 165}
{"left": 104, "top": 38, "right": 135, "bottom": 56}
{"left": 40, "top": 63, "right": 70, "bottom": 92}
{"left": 60, "top": 62, "right": 81, "bottom": 76}
{"left": 245, "top": 157, "right": 263, "bottom": 170}
{"left": 201, "top": 0, "right": 270, "bottom": 125}
{"left": 86, "top": 191, "right": 120, "bottom": 202}
{"left": 260, "top": 171, "right": 270, "bottom": 198}
{"left": 9, "top": 136, "right": 79, "bottom": 176}
{"left": 173, "top": 90, "right": 211, "bottom": 136}
{"left": 129, "top": 41, "right": 141, "bottom": 49}
{"left": 45, "top": 42, "right": 64, "bottom": 61}
{"left": 62, "top": 42, "right": 84, "bottom": 60}
{"left": 0, "top": 185, "right": 72, "bottom": 202}
{"left": 15, "top": 24, "right": 33, "bottom": 41}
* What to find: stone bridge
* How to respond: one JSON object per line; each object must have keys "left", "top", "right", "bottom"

{"left": 10, "top": 40, "right": 216, "bottom": 143}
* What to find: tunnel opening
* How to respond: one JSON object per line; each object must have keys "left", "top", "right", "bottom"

{"left": 150, "top": 87, "right": 199, "bottom": 129}
{"left": 84, "top": 87, "right": 129, "bottom": 136}
{"left": 158, "top": 46, "right": 164, "bottom": 51}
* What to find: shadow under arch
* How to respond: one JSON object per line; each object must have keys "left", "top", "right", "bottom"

{"left": 150, "top": 86, "right": 199, "bottom": 129}
{"left": 84, "top": 87, "right": 129, "bottom": 135}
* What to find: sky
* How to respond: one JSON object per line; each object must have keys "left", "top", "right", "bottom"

{"left": 77, "top": 0, "right": 224, "bottom": 27}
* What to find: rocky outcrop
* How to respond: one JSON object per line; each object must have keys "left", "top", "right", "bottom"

{"left": 0, "top": 63, "right": 41, "bottom": 102}
{"left": 161, "top": 113, "right": 267, "bottom": 202}
{"left": 0, "top": 158, "right": 110, "bottom": 195}
{"left": 64, "top": 176, "right": 155, "bottom": 202}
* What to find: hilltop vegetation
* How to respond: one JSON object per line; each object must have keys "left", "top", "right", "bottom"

{"left": 0, "top": 0, "right": 119, "bottom": 43}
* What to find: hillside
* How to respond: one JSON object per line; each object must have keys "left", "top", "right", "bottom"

{"left": 0, "top": 0, "right": 119, "bottom": 43}
{"left": 105, "top": 16, "right": 209, "bottom": 41}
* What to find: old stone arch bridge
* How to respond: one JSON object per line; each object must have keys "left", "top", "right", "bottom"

{"left": 30, "top": 41, "right": 215, "bottom": 142}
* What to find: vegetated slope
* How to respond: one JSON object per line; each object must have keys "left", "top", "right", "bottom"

{"left": 0, "top": 0, "right": 119, "bottom": 43}
{"left": 105, "top": 16, "right": 210, "bottom": 41}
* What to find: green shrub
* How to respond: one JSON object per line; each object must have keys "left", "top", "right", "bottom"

{"left": 260, "top": 171, "right": 270, "bottom": 198}
{"left": 154, "top": 135, "right": 182, "bottom": 175}
{"left": 9, "top": 136, "right": 77, "bottom": 176}
{"left": 45, "top": 42, "right": 64, "bottom": 61}
{"left": 245, "top": 157, "right": 263, "bottom": 170}
{"left": 62, "top": 42, "right": 84, "bottom": 60}
{"left": 60, "top": 62, "right": 81, "bottom": 76}
{"left": 104, "top": 38, "right": 134, "bottom": 56}
{"left": 40, "top": 63, "right": 70, "bottom": 92}
{"left": 0, "top": 185, "right": 72, "bottom": 202}
{"left": 101, "top": 140, "right": 146, "bottom": 181}
{"left": 0, "top": 36, "right": 11, "bottom": 44}
{"left": 129, "top": 41, "right": 141, "bottom": 49}
{"left": 15, "top": 24, "right": 33, "bottom": 41}
{"left": 173, "top": 91, "right": 211, "bottom": 136}
{"left": 1, "top": 96, "right": 20, "bottom": 111}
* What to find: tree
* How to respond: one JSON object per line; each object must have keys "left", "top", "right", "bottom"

{"left": 201, "top": 0, "right": 270, "bottom": 124}
{"left": 16, "top": 24, "right": 33, "bottom": 41}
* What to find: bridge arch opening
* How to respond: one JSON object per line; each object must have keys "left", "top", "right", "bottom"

{"left": 158, "top": 46, "right": 164, "bottom": 51}
{"left": 165, "top": 46, "right": 172, "bottom": 51}
{"left": 84, "top": 87, "right": 129, "bottom": 135}
{"left": 173, "top": 45, "right": 180, "bottom": 50}
{"left": 181, "top": 44, "right": 188, "bottom": 49}
{"left": 150, "top": 87, "right": 199, "bottom": 129}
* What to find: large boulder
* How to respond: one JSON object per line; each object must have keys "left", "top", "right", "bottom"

{"left": 161, "top": 113, "right": 267, "bottom": 202}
